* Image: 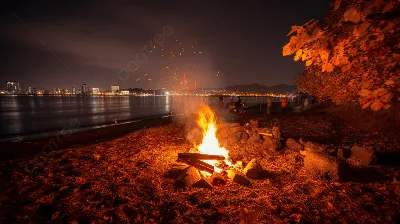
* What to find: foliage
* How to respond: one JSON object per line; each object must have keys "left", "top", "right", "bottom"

{"left": 283, "top": 0, "right": 400, "bottom": 111}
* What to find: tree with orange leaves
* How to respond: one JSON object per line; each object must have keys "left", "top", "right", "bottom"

{"left": 283, "top": 0, "right": 400, "bottom": 111}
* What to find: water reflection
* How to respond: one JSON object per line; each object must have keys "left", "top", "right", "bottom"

{"left": 0, "top": 95, "right": 276, "bottom": 138}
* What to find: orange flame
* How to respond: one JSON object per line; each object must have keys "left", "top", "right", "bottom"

{"left": 195, "top": 104, "right": 230, "bottom": 173}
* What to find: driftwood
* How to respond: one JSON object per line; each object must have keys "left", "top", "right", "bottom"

{"left": 178, "top": 153, "right": 225, "bottom": 161}
{"left": 259, "top": 133, "right": 284, "bottom": 140}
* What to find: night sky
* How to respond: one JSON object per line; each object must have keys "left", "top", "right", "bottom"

{"left": 0, "top": 0, "right": 330, "bottom": 90}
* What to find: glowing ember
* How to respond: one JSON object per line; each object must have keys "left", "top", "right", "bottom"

{"left": 195, "top": 104, "right": 231, "bottom": 174}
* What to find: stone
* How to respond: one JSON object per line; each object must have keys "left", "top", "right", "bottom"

{"left": 304, "top": 151, "right": 346, "bottom": 181}
{"left": 272, "top": 126, "right": 281, "bottom": 139}
{"left": 257, "top": 128, "right": 266, "bottom": 133}
{"left": 247, "top": 133, "right": 262, "bottom": 144}
{"left": 227, "top": 170, "right": 250, "bottom": 186}
{"left": 228, "top": 132, "right": 241, "bottom": 145}
{"left": 337, "top": 148, "right": 351, "bottom": 159}
{"left": 350, "top": 146, "right": 377, "bottom": 166}
{"left": 304, "top": 141, "right": 326, "bottom": 153}
{"left": 210, "top": 172, "right": 227, "bottom": 186}
{"left": 244, "top": 158, "right": 264, "bottom": 179}
{"left": 263, "top": 136, "right": 281, "bottom": 150}
{"left": 193, "top": 178, "right": 213, "bottom": 189}
{"left": 167, "top": 163, "right": 189, "bottom": 178}
{"left": 240, "top": 132, "right": 249, "bottom": 143}
{"left": 216, "top": 128, "right": 230, "bottom": 139}
{"left": 285, "top": 138, "right": 303, "bottom": 151}
{"left": 249, "top": 119, "right": 258, "bottom": 128}
{"left": 175, "top": 166, "right": 201, "bottom": 188}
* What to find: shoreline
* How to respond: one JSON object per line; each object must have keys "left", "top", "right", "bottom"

{"left": 0, "top": 114, "right": 186, "bottom": 161}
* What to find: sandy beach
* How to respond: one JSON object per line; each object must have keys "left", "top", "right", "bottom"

{"left": 1, "top": 103, "right": 400, "bottom": 223}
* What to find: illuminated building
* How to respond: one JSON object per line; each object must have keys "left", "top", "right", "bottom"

{"left": 6, "top": 81, "right": 21, "bottom": 94}
{"left": 111, "top": 85, "right": 120, "bottom": 95}
{"left": 82, "top": 84, "right": 87, "bottom": 94}
{"left": 92, "top": 88, "right": 100, "bottom": 95}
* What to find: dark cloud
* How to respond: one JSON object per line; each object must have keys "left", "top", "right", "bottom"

{"left": 0, "top": 0, "right": 331, "bottom": 90}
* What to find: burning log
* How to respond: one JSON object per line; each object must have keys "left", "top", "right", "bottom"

{"left": 180, "top": 159, "right": 215, "bottom": 174}
{"left": 178, "top": 153, "right": 225, "bottom": 161}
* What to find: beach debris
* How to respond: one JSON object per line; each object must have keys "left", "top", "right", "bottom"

{"left": 193, "top": 178, "right": 213, "bottom": 189}
{"left": 304, "top": 141, "right": 326, "bottom": 153}
{"left": 350, "top": 145, "right": 377, "bottom": 166}
{"left": 304, "top": 151, "right": 345, "bottom": 181}
{"left": 285, "top": 138, "right": 303, "bottom": 151}
{"left": 243, "top": 158, "right": 264, "bottom": 179}
{"left": 227, "top": 170, "right": 250, "bottom": 186}
{"left": 210, "top": 172, "right": 227, "bottom": 186}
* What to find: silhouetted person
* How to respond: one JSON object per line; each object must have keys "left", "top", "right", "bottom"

{"left": 281, "top": 97, "right": 288, "bottom": 113}
{"left": 266, "top": 97, "right": 272, "bottom": 114}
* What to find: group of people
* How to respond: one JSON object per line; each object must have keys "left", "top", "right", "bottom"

{"left": 265, "top": 96, "right": 311, "bottom": 114}
{"left": 265, "top": 97, "right": 287, "bottom": 114}
{"left": 218, "top": 96, "right": 244, "bottom": 114}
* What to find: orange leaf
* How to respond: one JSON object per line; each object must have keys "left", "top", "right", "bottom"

{"left": 385, "top": 80, "right": 394, "bottom": 85}
{"left": 294, "top": 49, "right": 302, "bottom": 61}
{"left": 362, "top": 100, "right": 373, "bottom": 109}
{"left": 371, "top": 99, "right": 383, "bottom": 111}
{"left": 344, "top": 8, "right": 361, "bottom": 23}
{"left": 382, "top": 2, "right": 395, "bottom": 13}
{"left": 326, "top": 63, "right": 334, "bottom": 72}
{"left": 306, "top": 59, "right": 313, "bottom": 66}
{"left": 288, "top": 26, "right": 304, "bottom": 36}
{"left": 334, "top": 0, "right": 342, "bottom": 11}
{"left": 359, "top": 89, "right": 371, "bottom": 97}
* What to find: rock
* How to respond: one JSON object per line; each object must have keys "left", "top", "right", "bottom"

{"left": 337, "top": 148, "right": 351, "bottom": 159}
{"left": 193, "top": 178, "right": 213, "bottom": 189}
{"left": 228, "top": 132, "right": 242, "bottom": 145}
{"left": 175, "top": 166, "right": 201, "bottom": 188}
{"left": 210, "top": 172, "right": 226, "bottom": 186}
{"left": 304, "top": 151, "right": 346, "bottom": 181}
{"left": 350, "top": 146, "right": 377, "bottom": 166}
{"left": 304, "top": 141, "right": 326, "bottom": 153}
{"left": 219, "top": 122, "right": 240, "bottom": 128}
{"left": 285, "top": 138, "right": 303, "bottom": 151}
{"left": 272, "top": 126, "right": 281, "bottom": 139}
{"left": 244, "top": 159, "right": 264, "bottom": 179}
{"left": 230, "top": 126, "right": 242, "bottom": 133}
{"left": 216, "top": 128, "right": 230, "bottom": 139}
{"left": 227, "top": 170, "right": 250, "bottom": 186}
{"left": 240, "top": 132, "right": 249, "bottom": 143}
{"left": 263, "top": 136, "right": 281, "bottom": 150}
{"left": 167, "top": 163, "right": 189, "bottom": 178}
{"left": 257, "top": 128, "right": 266, "bottom": 133}
{"left": 249, "top": 119, "right": 258, "bottom": 128}
{"left": 247, "top": 133, "right": 262, "bottom": 144}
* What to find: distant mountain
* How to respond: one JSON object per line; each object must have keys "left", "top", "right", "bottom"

{"left": 224, "top": 84, "right": 297, "bottom": 93}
